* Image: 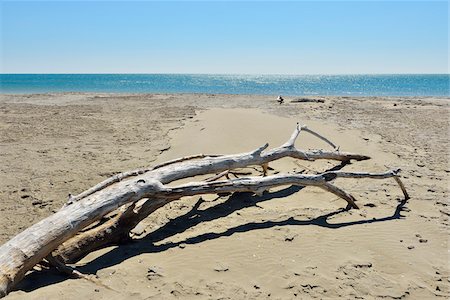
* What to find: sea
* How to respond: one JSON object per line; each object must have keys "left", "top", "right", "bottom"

{"left": 0, "top": 74, "right": 448, "bottom": 96}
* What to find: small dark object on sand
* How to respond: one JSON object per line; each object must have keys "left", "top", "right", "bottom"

{"left": 291, "top": 98, "right": 325, "bottom": 103}
{"left": 277, "top": 95, "right": 284, "bottom": 104}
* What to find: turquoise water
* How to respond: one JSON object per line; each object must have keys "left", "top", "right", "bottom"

{"left": 0, "top": 74, "right": 448, "bottom": 96}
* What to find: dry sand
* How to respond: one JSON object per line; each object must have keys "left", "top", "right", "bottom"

{"left": 0, "top": 93, "right": 448, "bottom": 299}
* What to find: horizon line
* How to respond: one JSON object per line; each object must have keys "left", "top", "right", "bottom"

{"left": 1, "top": 73, "right": 449, "bottom": 76}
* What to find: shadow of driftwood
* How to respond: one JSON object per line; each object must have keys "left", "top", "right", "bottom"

{"left": 78, "top": 193, "right": 407, "bottom": 275}
{"left": 14, "top": 270, "right": 67, "bottom": 293}
{"left": 14, "top": 161, "right": 409, "bottom": 293}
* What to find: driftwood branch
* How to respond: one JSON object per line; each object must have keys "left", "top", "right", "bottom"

{"left": 0, "top": 124, "right": 408, "bottom": 297}
{"left": 67, "top": 153, "right": 223, "bottom": 205}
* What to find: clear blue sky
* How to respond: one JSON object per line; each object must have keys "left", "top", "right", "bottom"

{"left": 1, "top": 1, "right": 448, "bottom": 74}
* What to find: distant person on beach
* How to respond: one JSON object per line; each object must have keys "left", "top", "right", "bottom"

{"left": 277, "top": 95, "right": 284, "bottom": 104}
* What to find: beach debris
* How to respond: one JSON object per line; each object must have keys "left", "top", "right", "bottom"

{"left": 277, "top": 95, "right": 284, "bottom": 104}
{"left": 291, "top": 98, "right": 325, "bottom": 103}
{"left": 0, "top": 124, "right": 409, "bottom": 298}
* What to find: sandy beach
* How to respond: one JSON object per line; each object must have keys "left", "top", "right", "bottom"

{"left": 0, "top": 93, "right": 448, "bottom": 299}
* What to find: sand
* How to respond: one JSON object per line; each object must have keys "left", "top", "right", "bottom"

{"left": 0, "top": 93, "right": 448, "bottom": 299}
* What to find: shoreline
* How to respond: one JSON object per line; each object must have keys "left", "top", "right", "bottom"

{"left": 1, "top": 91, "right": 449, "bottom": 99}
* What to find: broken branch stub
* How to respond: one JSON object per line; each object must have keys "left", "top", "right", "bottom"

{"left": 0, "top": 124, "right": 407, "bottom": 298}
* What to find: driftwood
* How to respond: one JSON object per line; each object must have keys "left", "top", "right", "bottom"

{"left": 0, "top": 124, "right": 409, "bottom": 297}
{"left": 291, "top": 98, "right": 325, "bottom": 103}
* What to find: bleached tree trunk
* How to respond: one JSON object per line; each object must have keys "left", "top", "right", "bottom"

{"left": 0, "top": 124, "right": 408, "bottom": 297}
